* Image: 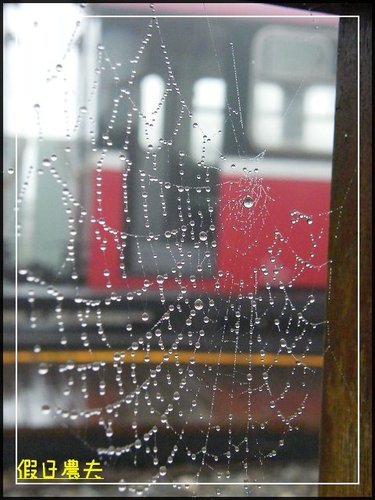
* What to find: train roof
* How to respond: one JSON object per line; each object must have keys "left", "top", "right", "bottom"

{"left": 89, "top": 3, "right": 339, "bottom": 27}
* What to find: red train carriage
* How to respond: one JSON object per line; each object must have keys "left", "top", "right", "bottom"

{"left": 86, "top": 3, "right": 337, "bottom": 304}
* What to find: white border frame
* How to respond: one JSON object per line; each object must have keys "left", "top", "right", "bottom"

{"left": 12, "top": 10, "right": 360, "bottom": 488}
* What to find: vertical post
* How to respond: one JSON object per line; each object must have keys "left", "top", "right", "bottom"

{"left": 319, "top": 9, "right": 372, "bottom": 497}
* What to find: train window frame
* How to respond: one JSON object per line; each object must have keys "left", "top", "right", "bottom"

{"left": 248, "top": 24, "right": 337, "bottom": 157}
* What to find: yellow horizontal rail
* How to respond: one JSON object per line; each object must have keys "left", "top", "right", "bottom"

{"left": 3, "top": 350, "right": 323, "bottom": 368}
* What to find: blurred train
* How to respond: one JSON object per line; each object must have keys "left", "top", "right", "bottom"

{"left": 87, "top": 5, "right": 337, "bottom": 294}
{"left": 4, "top": 3, "right": 338, "bottom": 333}
{"left": 3, "top": 3, "right": 339, "bottom": 441}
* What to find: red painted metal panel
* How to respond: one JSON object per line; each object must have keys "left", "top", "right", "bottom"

{"left": 217, "top": 176, "right": 330, "bottom": 290}
{"left": 87, "top": 169, "right": 124, "bottom": 288}
{"left": 88, "top": 168, "right": 330, "bottom": 293}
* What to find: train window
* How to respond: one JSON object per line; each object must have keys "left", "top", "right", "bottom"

{"left": 4, "top": 3, "right": 81, "bottom": 140}
{"left": 302, "top": 85, "right": 336, "bottom": 153}
{"left": 190, "top": 78, "right": 226, "bottom": 163}
{"left": 252, "top": 82, "right": 284, "bottom": 148}
{"left": 137, "top": 74, "right": 165, "bottom": 150}
{"left": 249, "top": 26, "right": 337, "bottom": 155}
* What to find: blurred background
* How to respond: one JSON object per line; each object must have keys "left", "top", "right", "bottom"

{"left": 3, "top": 3, "right": 339, "bottom": 496}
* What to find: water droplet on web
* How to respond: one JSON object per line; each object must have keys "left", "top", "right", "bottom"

{"left": 194, "top": 299, "right": 204, "bottom": 311}
{"left": 243, "top": 196, "right": 254, "bottom": 208}
{"left": 134, "top": 439, "right": 142, "bottom": 450}
{"left": 69, "top": 410, "right": 79, "bottom": 421}
{"left": 159, "top": 465, "right": 167, "bottom": 476}
{"left": 56, "top": 64, "right": 63, "bottom": 72}
{"left": 38, "top": 363, "right": 49, "bottom": 375}
{"left": 41, "top": 404, "right": 51, "bottom": 415}
{"left": 9, "top": 14, "right": 336, "bottom": 484}
{"left": 131, "top": 342, "right": 139, "bottom": 351}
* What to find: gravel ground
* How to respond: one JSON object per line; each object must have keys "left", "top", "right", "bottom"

{"left": 4, "top": 462, "right": 318, "bottom": 497}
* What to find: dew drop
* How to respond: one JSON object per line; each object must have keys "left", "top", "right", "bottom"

{"left": 141, "top": 312, "right": 149, "bottom": 322}
{"left": 41, "top": 404, "right": 51, "bottom": 415}
{"left": 199, "top": 231, "right": 207, "bottom": 242}
{"left": 38, "top": 363, "right": 49, "bottom": 375}
{"left": 69, "top": 410, "right": 79, "bottom": 420}
{"left": 159, "top": 466, "right": 167, "bottom": 476}
{"left": 243, "top": 196, "right": 254, "bottom": 208}
{"left": 134, "top": 439, "right": 142, "bottom": 449}
{"left": 194, "top": 299, "right": 204, "bottom": 311}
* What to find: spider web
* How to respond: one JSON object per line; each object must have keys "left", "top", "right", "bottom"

{"left": 5, "top": 3, "right": 340, "bottom": 494}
